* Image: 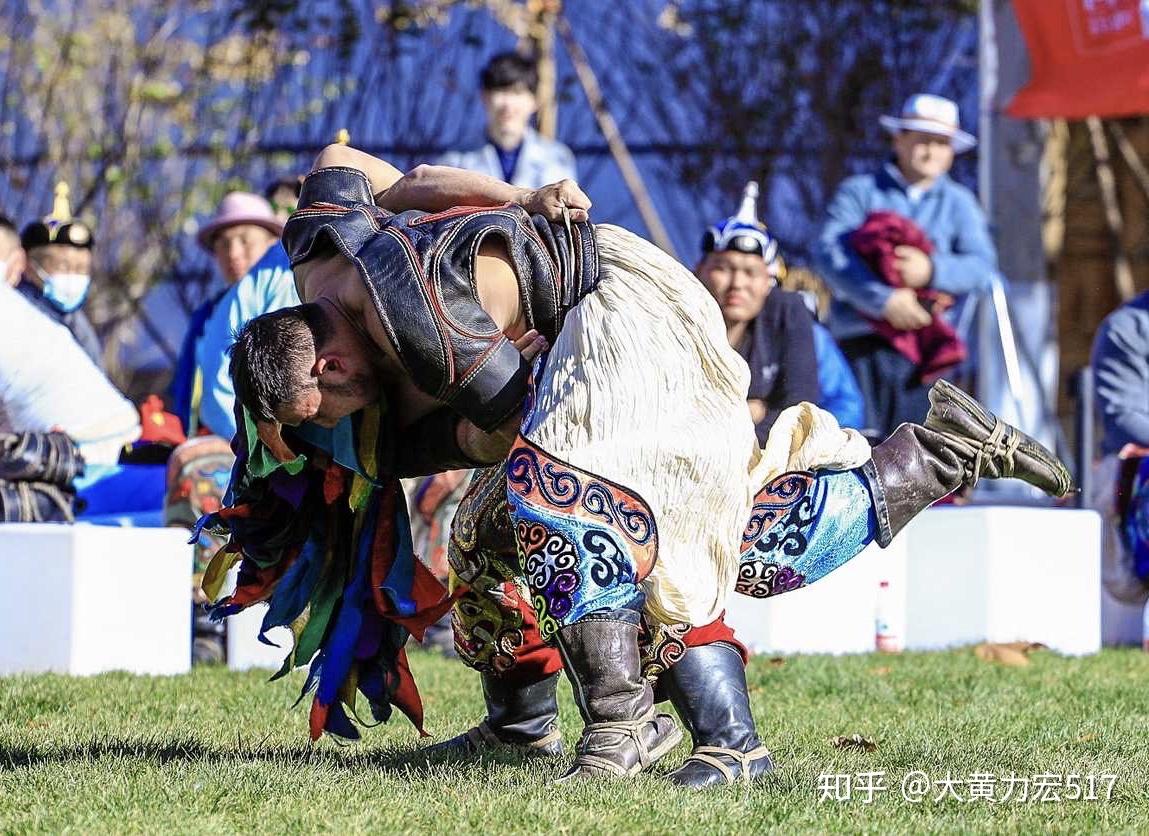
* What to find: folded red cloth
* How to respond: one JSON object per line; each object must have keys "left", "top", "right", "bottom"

{"left": 849, "top": 210, "right": 966, "bottom": 382}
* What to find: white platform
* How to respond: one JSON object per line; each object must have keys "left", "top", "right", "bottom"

{"left": 0, "top": 523, "right": 192, "bottom": 675}
{"left": 222, "top": 567, "right": 294, "bottom": 671}
{"left": 728, "top": 506, "right": 1104, "bottom": 657}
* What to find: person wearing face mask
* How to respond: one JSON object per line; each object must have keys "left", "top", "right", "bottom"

{"left": 438, "top": 51, "right": 577, "bottom": 189}
{"left": 695, "top": 182, "right": 820, "bottom": 445}
{"left": 0, "top": 215, "right": 27, "bottom": 289}
{"left": 16, "top": 183, "right": 102, "bottom": 369}
{"left": 815, "top": 94, "right": 996, "bottom": 439}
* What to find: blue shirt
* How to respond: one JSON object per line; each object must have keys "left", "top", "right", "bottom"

{"left": 1092, "top": 291, "right": 1149, "bottom": 455}
{"left": 493, "top": 140, "right": 523, "bottom": 184}
{"left": 812, "top": 321, "right": 865, "bottom": 430}
{"left": 814, "top": 164, "right": 997, "bottom": 340}
{"left": 195, "top": 242, "right": 298, "bottom": 438}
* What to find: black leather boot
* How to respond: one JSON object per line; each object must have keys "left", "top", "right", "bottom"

{"left": 663, "top": 643, "right": 774, "bottom": 789}
{"left": 863, "top": 379, "right": 1073, "bottom": 547}
{"left": 554, "top": 614, "right": 682, "bottom": 781}
{"left": 423, "top": 671, "right": 563, "bottom": 757}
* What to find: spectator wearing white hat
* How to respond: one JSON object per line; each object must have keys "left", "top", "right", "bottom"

{"left": 815, "top": 93, "right": 996, "bottom": 437}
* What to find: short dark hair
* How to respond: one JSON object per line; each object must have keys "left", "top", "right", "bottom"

{"left": 230, "top": 303, "right": 333, "bottom": 422}
{"left": 263, "top": 176, "right": 302, "bottom": 202}
{"left": 480, "top": 52, "right": 538, "bottom": 93}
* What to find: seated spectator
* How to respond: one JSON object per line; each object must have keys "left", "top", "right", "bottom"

{"left": 815, "top": 93, "right": 994, "bottom": 437}
{"left": 264, "top": 176, "right": 302, "bottom": 224}
{"left": 0, "top": 214, "right": 26, "bottom": 288}
{"left": 695, "top": 182, "right": 820, "bottom": 443}
{"left": 17, "top": 183, "right": 102, "bottom": 368}
{"left": 0, "top": 282, "right": 139, "bottom": 465}
{"left": 438, "top": 51, "right": 576, "bottom": 187}
{"left": 171, "top": 191, "right": 290, "bottom": 437}
{"left": 782, "top": 266, "right": 867, "bottom": 431}
{"left": 166, "top": 188, "right": 297, "bottom": 663}
{"left": 1091, "top": 292, "right": 1149, "bottom": 603}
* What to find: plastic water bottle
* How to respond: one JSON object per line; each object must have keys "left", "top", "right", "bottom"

{"left": 875, "top": 580, "right": 904, "bottom": 653}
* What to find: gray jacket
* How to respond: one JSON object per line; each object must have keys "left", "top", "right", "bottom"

{"left": 438, "top": 127, "right": 577, "bottom": 189}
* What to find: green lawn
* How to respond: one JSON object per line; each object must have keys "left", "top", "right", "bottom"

{"left": 1, "top": 647, "right": 1147, "bottom": 834}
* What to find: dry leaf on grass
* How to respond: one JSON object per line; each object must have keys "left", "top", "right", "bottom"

{"left": 973, "top": 642, "right": 1047, "bottom": 667}
{"left": 830, "top": 734, "right": 878, "bottom": 752}
{"left": 767, "top": 657, "right": 786, "bottom": 667}
{"left": 870, "top": 666, "right": 892, "bottom": 676}
{"left": 1076, "top": 733, "right": 1099, "bottom": 743}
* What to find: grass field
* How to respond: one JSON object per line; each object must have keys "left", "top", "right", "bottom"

{"left": 2, "top": 647, "right": 1147, "bottom": 834}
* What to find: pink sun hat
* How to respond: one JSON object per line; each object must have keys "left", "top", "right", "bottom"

{"left": 196, "top": 191, "right": 284, "bottom": 251}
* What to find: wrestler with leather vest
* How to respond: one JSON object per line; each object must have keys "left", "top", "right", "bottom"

{"left": 225, "top": 144, "right": 1071, "bottom": 788}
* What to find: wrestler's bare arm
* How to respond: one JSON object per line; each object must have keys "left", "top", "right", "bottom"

{"left": 310, "top": 143, "right": 591, "bottom": 221}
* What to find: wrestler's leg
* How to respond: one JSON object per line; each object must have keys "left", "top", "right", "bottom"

{"left": 738, "top": 380, "right": 1073, "bottom": 599}
{"left": 507, "top": 441, "right": 682, "bottom": 781}
{"left": 424, "top": 463, "right": 564, "bottom": 757}
{"left": 664, "top": 382, "right": 1073, "bottom": 789}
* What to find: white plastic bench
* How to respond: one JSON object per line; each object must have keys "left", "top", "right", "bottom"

{"left": 0, "top": 523, "right": 192, "bottom": 675}
{"left": 727, "top": 506, "right": 1104, "bottom": 656}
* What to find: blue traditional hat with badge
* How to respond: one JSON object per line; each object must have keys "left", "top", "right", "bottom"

{"left": 19, "top": 182, "right": 95, "bottom": 314}
{"left": 701, "top": 181, "right": 786, "bottom": 276}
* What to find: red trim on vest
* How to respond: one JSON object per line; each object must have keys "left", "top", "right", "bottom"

{"left": 408, "top": 202, "right": 516, "bottom": 226}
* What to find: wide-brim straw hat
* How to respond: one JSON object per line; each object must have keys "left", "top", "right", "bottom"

{"left": 879, "top": 93, "right": 977, "bottom": 154}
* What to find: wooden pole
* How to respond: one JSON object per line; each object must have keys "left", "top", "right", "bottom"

{"left": 1087, "top": 116, "right": 1136, "bottom": 302}
{"left": 530, "top": 0, "right": 559, "bottom": 139}
{"left": 1107, "top": 121, "right": 1149, "bottom": 205}
{"left": 555, "top": 14, "right": 677, "bottom": 257}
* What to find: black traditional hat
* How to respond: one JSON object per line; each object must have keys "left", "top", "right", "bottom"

{"left": 20, "top": 182, "right": 94, "bottom": 250}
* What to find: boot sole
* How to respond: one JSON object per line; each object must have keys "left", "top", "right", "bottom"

{"left": 554, "top": 724, "right": 684, "bottom": 782}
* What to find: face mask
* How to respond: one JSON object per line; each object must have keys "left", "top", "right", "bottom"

{"left": 41, "top": 271, "right": 91, "bottom": 313}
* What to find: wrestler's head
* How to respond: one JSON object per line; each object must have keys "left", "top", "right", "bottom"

{"left": 696, "top": 181, "right": 784, "bottom": 327}
{"left": 230, "top": 301, "right": 380, "bottom": 430}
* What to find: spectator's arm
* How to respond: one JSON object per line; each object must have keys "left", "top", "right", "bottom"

{"left": 814, "top": 179, "right": 893, "bottom": 318}
{"left": 1092, "top": 312, "right": 1149, "bottom": 448}
{"left": 928, "top": 190, "right": 997, "bottom": 296}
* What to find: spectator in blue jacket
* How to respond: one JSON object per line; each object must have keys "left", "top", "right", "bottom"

{"left": 1091, "top": 292, "right": 1149, "bottom": 600}
{"left": 171, "top": 191, "right": 294, "bottom": 437}
{"left": 815, "top": 93, "right": 996, "bottom": 437}
{"left": 696, "top": 182, "right": 820, "bottom": 444}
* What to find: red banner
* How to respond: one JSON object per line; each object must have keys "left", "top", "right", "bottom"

{"left": 1008, "top": 0, "right": 1149, "bottom": 119}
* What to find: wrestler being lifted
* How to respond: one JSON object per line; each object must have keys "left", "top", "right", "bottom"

{"left": 226, "top": 143, "right": 1071, "bottom": 788}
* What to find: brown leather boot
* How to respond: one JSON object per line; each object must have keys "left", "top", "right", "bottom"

{"left": 554, "top": 614, "right": 682, "bottom": 781}
{"left": 864, "top": 379, "right": 1073, "bottom": 547}
{"left": 422, "top": 672, "right": 563, "bottom": 758}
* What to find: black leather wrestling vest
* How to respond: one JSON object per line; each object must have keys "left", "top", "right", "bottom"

{"left": 283, "top": 166, "right": 600, "bottom": 432}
